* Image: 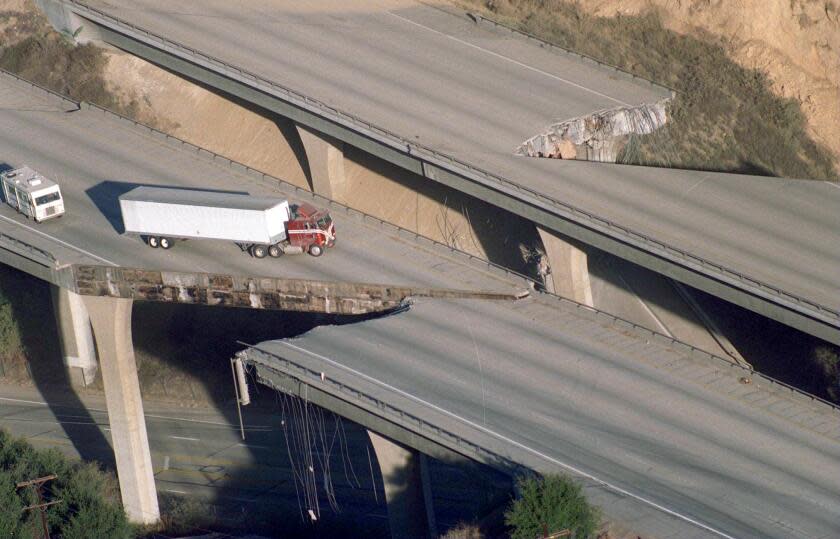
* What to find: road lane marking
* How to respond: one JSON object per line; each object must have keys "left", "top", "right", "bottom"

{"left": 0, "top": 213, "right": 118, "bottom": 266}
{"left": 164, "top": 489, "right": 187, "bottom": 495}
{"left": 163, "top": 455, "right": 170, "bottom": 471}
{"left": 144, "top": 412, "right": 271, "bottom": 430}
{"left": 273, "top": 339, "right": 737, "bottom": 539}
{"left": 169, "top": 435, "right": 200, "bottom": 442}
{"left": 0, "top": 396, "right": 46, "bottom": 406}
{"left": 0, "top": 397, "right": 270, "bottom": 430}
{"left": 387, "top": 12, "right": 630, "bottom": 107}
{"left": 237, "top": 442, "right": 270, "bottom": 450}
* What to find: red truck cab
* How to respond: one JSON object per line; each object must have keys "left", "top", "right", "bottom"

{"left": 286, "top": 203, "right": 336, "bottom": 256}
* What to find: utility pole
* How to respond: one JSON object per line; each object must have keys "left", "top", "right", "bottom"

{"left": 16, "top": 474, "right": 61, "bottom": 539}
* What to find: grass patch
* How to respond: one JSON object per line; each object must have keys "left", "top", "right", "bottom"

{"left": 460, "top": 0, "right": 838, "bottom": 179}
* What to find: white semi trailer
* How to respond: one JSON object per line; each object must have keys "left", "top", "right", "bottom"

{"left": 1, "top": 166, "right": 65, "bottom": 222}
{"left": 119, "top": 186, "right": 335, "bottom": 257}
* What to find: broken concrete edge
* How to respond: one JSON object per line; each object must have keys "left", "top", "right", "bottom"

{"left": 68, "top": 264, "right": 528, "bottom": 314}
{"left": 516, "top": 99, "right": 671, "bottom": 162}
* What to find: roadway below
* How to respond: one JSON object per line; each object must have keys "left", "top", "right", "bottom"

{"left": 55, "top": 0, "right": 840, "bottom": 342}
{"left": 0, "top": 382, "right": 509, "bottom": 534}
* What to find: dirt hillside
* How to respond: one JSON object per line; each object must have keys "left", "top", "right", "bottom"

{"left": 103, "top": 50, "right": 539, "bottom": 273}
{"left": 583, "top": 0, "right": 840, "bottom": 168}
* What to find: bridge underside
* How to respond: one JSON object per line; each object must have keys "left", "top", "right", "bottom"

{"left": 34, "top": 1, "right": 839, "bottom": 344}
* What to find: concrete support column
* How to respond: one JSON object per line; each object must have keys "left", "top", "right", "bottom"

{"left": 51, "top": 286, "right": 97, "bottom": 387}
{"left": 368, "top": 430, "right": 436, "bottom": 539}
{"left": 295, "top": 123, "right": 347, "bottom": 202}
{"left": 537, "top": 227, "right": 593, "bottom": 306}
{"left": 82, "top": 295, "right": 159, "bottom": 525}
{"left": 35, "top": 0, "right": 103, "bottom": 44}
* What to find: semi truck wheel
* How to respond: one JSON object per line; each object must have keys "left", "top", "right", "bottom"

{"left": 308, "top": 244, "right": 323, "bottom": 257}
{"left": 268, "top": 244, "right": 283, "bottom": 258}
{"left": 160, "top": 237, "right": 173, "bottom": 249}
{"left": 251, "top": 244, "right": 268, "bottom": 258}
{"left": 147, "top": 236, "right": 160, "bottom": 248}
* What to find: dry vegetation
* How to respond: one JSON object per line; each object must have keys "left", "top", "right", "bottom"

{"left": 0, "top": 0, "right": 142, "bottom": 120}
{"left": 459, "top": 0, "right": 838, "bottom": 179}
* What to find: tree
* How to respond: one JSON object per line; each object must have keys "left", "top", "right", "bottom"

{"left": 505, "top": 474, "right": 600, "bottom": 539}
{"left": 0, "top": 429, "right": 132, "bottom": 538}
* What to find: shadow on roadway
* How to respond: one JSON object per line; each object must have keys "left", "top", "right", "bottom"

{"left": 0, "top": 263, "right": 115, "bottom": 467}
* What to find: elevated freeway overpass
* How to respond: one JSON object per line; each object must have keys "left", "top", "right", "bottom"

{"left": 35, "top": 0, "right": 840, "bottom": 345}
{"left": 242, "top": 296, "right": 840, "bottom": 539}
{"left": 0, "top": 70, "right": 525, "bottom": 526}
{"left": 1, "top": 67, "right": 837, "bottom": 538}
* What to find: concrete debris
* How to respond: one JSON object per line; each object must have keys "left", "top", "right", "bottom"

{"left": 517, "top": 99, "right": 670, "bottom": 162}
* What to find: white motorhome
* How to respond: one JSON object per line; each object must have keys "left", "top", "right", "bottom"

{"left": 1, "top": 166, "right": 65, "bottom": 222}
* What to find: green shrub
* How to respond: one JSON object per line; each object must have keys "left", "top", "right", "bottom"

{"left": 0, "top": 429, "right": 132, "bottom": 538}
{"left": 505, "top": 474, "right": 600, "bottom": 539}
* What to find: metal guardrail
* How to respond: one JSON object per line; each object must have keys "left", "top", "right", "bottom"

{"left": 64, "top": 0, "right": 839, "bottom": 324}
{"left": 463, "top": 10, "right": 677, "bottom": 96}
{"left": 0, "top": 67, "right": 81, "bottom": 109}
{"left": 240, "top": 344, "right": 521, "bottom": 473}
{"left": 0, "top": 233, "right": 59, "bottom": 266}
{"left": 69, "top": 78, "right": 840, "bottom": 411}
{"left": 241, "top": 328, "right": 839, "bottom": 484}
{"left": 0, "top": 59, "right": 840, "bottom": 428}
{"left": 4, "top": 62, "right": 836, "bottom": 415}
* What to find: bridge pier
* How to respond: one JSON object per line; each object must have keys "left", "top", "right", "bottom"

{"left": 81, "top": 295, "right": 159, "bottom": 525}
{"left": 35, "top": 0, "right": 103, "bottom": 44}
{"left": 537, "top": 227, "right": 593, "bottom": 306}
{"left": 51, "top": 286, "right": 97, "bottom": 387}
{"left": 368, "top": 430, "right": 437, "bottom": 539}
{"left": 296, "top": 123, "right": 347, "bottom": 202}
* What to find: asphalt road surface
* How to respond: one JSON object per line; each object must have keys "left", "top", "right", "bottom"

{"left": 0, "top": 72, "right": 522, "bottom": 297}
{"left": 0, "top": 383, "right": 509, "bottom": 534}
{"left": 253, "top": 295, "right": 840, "bottom": 539}
{"left": 77, "top": 0, "right": 840, "bottom": 319}
{"left": 2, "top": 70, "right": 839, "bottom": 539}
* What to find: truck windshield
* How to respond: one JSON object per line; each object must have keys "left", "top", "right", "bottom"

{"left": 317, "top": 216, "right": 331, "bottom": 229}
{"left": 34, "top": 192, "right": 61, "bottom": 206}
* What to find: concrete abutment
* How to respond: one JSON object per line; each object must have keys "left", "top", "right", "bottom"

{"left": 81, "top": 295, "right": 160, "bottom": 525}
{"left": 368, "top": 430, "right": 437, "bottom": 539}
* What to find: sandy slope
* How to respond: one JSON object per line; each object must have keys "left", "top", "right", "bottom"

{"left": 584, "top": 0, "right": 840, "bottom": 168}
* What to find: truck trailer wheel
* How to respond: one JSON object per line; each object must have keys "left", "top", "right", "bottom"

{"left": 268, "top": 244, "right": 283, "bottom": 258}
{"left": 147, "top": 236, "right": 160, "bottom": 248}
{"left": 159, "top": 237, "right": 173, "bottom": 249}
{"left": 308, "top": 244, "right": 323, "bottom": 257}
{"left": 251, "top": 244, "right": 268, "bottom": 259}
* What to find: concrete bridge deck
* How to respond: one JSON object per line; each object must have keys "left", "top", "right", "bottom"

{"left": 243, "top": 294, "right": 840, "bottom": 539}
{"left": 0, "top": 71, "right": 525, "bottom": 303}
{"left": 37, "top": 0, "right": 840, "bottom": 344}
{"left": 2, "top": 71, "right": 838, "bottom": 537}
